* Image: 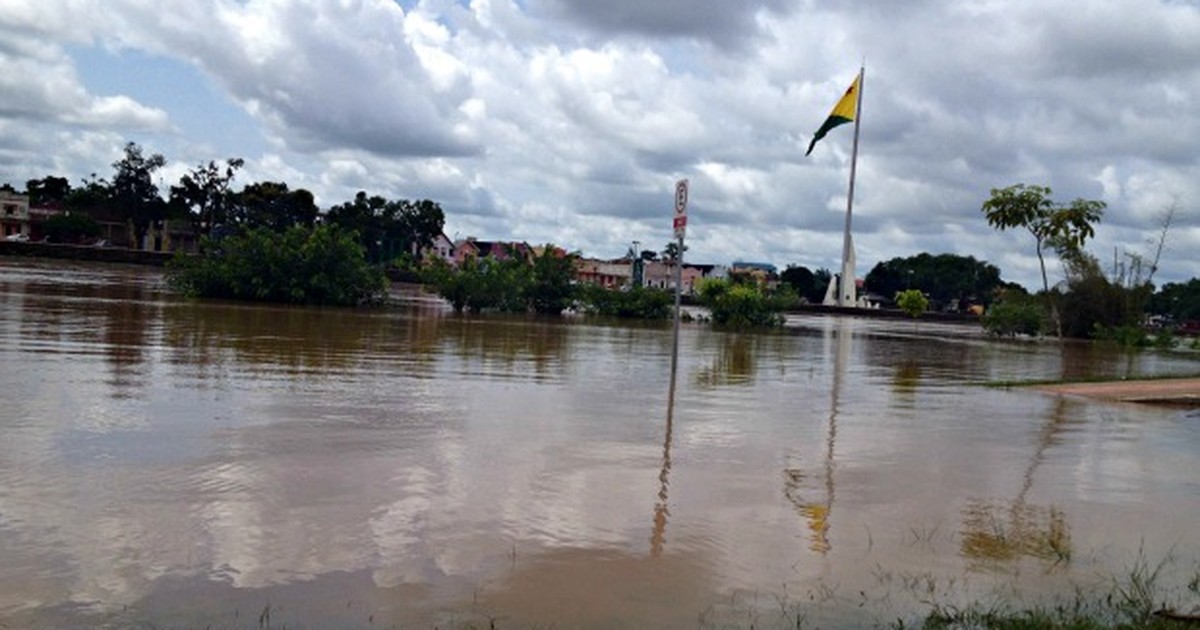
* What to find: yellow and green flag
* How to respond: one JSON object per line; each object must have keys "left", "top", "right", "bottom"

{"left": 806, "top": 75, "right": 860, "bottom": 156}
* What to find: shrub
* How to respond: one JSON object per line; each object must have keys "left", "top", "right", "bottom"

{"left": 696, "top": 278, "right": 784, "bottom": 329}
{"left": 42, "top": 212, "right": 101, "bottom": 243}
{"left": 165, "top": 225, "right": 386, "bottom": 306}
{"left": 983, "top": 294, "right": 1046, "bottom": 337}
{"left": 895, "top": 289, "right": 929, "bottom": 318}
{"left": 577, "top": 284, "right": 673, "bottom": 319}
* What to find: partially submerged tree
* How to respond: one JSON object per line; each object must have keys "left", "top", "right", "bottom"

{"left": 981, "top": 184, "right": 1105, "bottom": 335}
{"left": 166, "top": 225, "right": 386, "bottom": 306}
{"left": 895, "top": 289, "right": 929, "bottom": 319}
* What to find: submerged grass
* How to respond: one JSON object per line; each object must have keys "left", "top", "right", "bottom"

{"left": 691, "top": 551, "right": 1200, "bottom": 630}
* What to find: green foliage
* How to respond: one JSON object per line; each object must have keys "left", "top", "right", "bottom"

{"left": 41, "top": 212, "right": 100, "bottom": 243}
{"left": 422, "top": 244, "right": 575, "bottom": 314}
{"left": 695, "top": 278, "right": 785, "bottom": 329}
{"left": 527, "top": 247, "right": 579, "bottom": 315}
{"left": 25, "top": 175, "right": 72, "bottom": 206}
{"left": 64, "top": 175, "right": 111, "bottom": 213}
{"left": 577, "top": 284, "right": 673, "bottom": 319}
{"left": 169, "top": 158, "right": 244, "bottom": 237}
{"left": 1093, "top": 324, "right": 1153, "bottom": 348}
{"left": 982, "top": 291, "right": 1046, "bottom": 337}
{"left": 895, "top": 289, "right": 929, "bottom": 318}
{"left": 110, "top": 142, "right": 168, "bottom": 247}
{"left": 231, "top": 181, "right": 318, "bottom": 233}
{"left": 325, "top": 191, "right": 445, "bottom": 264}
{"left": 780, "top": 264, "right": 829, "bottom": 303}
{"left": 1059, "top": 250, "right": 1153, "bottom": 339}
{"left": 1150, "top": 278, "right": 1200, "bottom": 322}
{"left": 981, "top": 183, "right": 1105, "bottom": 295}
{"left": 866, "top": 253, "right": 1003, "bottom": 308}
{"left": 165, "top": 225, "right": 386, "bottom": 306}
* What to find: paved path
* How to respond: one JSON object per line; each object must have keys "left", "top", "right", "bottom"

{"left": 1034, "top": 378, "right": 1200, "bottom": 405}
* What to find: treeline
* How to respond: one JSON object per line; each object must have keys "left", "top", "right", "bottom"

{"left": 12, "top": 143, "right": 445, "bottom": 265}
{"left": 9, "top": 149, "right": 1199, "bottom": 338}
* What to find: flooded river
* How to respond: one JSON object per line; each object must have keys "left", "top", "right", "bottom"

{"left": 1, "top": 258, "right": 1198, "bottom": 628}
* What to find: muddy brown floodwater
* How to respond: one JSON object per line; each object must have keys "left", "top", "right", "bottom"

{"left": 2, "top": 258, "right": 1199, "bottom": 628}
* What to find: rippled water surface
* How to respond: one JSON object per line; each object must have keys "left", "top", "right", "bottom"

{"left": 2, "top": 258, "right": 1199, "bottom": 628}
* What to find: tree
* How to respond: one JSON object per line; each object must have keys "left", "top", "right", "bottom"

{"left": 391, "top": 199, "right": 445, "bottom": 257}
{"left": 780, "top": 265, "right": 825, "bottom": 304}
{"left": 1057, "top": 247, "right": 1152, "bottom": 340}
{"left": 981, "top": 184, "right": 1105, "bottom": 294}
{"left": 325, "top": 192, "right": 443, "bottom": 264}
{"left": 981, "top": 184, "right": 1105, "bottom": 335}
{"left": 865, "top": 253, "right": 1003, "bottom": 309}
{"left": 662, "top": 241, "right": 687, "bottom": 262}
{"left": 110, "top": 142, "right": 167, "bottom": 248}
{"left": 64, "top": 174, "right": 112, "bottom": 213}
{"left": 695, "top": 278, "right": 786, "bottom": 329}
{"left": 165, "top": 224, "right": 386, "bottom": 306}
{"left": 231, "top": 181, "right": 318, "bottom": 233}
{"left": 1151, "top": 278, "right": 1200, "bottom": 322}
{"left": 982, "top": 290, "right": 1045, "bottom": 337}
{"left": 42, "top": 212, "right": 100, "bottom": 243}
{"left": 170, "top": 158, "right": 244, "bottom": 236}
{"left": 423, "top": 255, "right": 531, "bottom": 313}
{"left": 527, "top": 246, "right": 579, "bottom": 315}
{"left": 895, "top": 289, "right": 929, "bottom": 319}
{"left": 25, "top": 176, "right": 72, "bottom": 207}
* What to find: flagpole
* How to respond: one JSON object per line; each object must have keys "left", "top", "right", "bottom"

{"left": 838, "top": 65, "right": 864, "bottom": 307}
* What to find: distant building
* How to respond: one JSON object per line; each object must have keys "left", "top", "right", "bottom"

{"left": 421, "top": 232, "right": 455, "bottom": 265}
{"left": 453, "top": 237, "right": 533, "bottom": 265}
{"left": 641, "top": 260, "right": 722, "bottom": 295}
{"left": 1, "top": 191, "right": 30, "bottom": 239}
{"left": 575, "top": 257, "right": 632, "bottom": 289}
{"left": 730, "top": 261, "right": 779, "bottom": 288}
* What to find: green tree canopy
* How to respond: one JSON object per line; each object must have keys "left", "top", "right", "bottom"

{"left": 41, "top": 212, "right": 100, "bottom": 243}
{"left": 166, "top": 224, "right": 385, "bottom": 306}
{"left": 779, "top": 265, "right": 827, "bottom": 304}
{"left": 895, "top": 289, "right": 929, "bottom": 318}
{"left": 1150, "top": 278, "right": 1200, "bottom": 322}
{"left": 25, "top": 176, "right": 72, "bottom": 207}
{"left": 231, "top": 181, "right": 318, "bottom": 233}
{"left": 109, "top": 142, "right": 167, "bottom": 247}
{"left": 981, "top": 184, "right": 1105, "bottom": 295}
{"left": 170, "top": 158, "right": 244, "bottom": 236}
{"left": 527, "top": 246, "right": 580, "bottom": 315}
{"left": 325, "top": 191, "right": 445, "bottom": 264}
{"left": 865, "top": 252, "right": 1002, "bottom": 308}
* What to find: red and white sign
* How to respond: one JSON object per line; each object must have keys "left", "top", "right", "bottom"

{"left": 673, "top": 179, "right": 688, "bottom": 239}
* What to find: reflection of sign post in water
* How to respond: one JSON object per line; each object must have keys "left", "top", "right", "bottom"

{"left": 784, "top": 319, "right": 848, "bottom": 554}
{"left": 656, "top": 179, "right": 687, "bottom": 557}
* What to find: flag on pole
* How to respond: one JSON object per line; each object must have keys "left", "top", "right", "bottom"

{"left": 806, "top": 75, "right": 860, "bottom": 156}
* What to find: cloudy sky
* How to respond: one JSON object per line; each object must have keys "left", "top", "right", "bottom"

{"left": 1, "top": 0, "right": 1198, "bottom": 289}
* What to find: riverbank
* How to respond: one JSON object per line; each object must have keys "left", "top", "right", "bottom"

{"left": 0, "top": 240, "right": 173, "bottom": 266}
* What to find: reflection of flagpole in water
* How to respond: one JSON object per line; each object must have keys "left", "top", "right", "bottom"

{"left": 787, "top": 321, "right": 849, "bottom": 554}
{"left": 650, "top": 383, "right": 675, "bottom": 557}
{"left": 814, "top": 322, "right": 850, "bottom": 553}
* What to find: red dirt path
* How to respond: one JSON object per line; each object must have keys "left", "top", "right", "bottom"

{"left": 1033, "top": 378, "right": 1200, "bottom": 405}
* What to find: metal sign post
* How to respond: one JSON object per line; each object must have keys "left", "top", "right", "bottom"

{"left": 669, "top": 179, "right": 688, "bottom": 391}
